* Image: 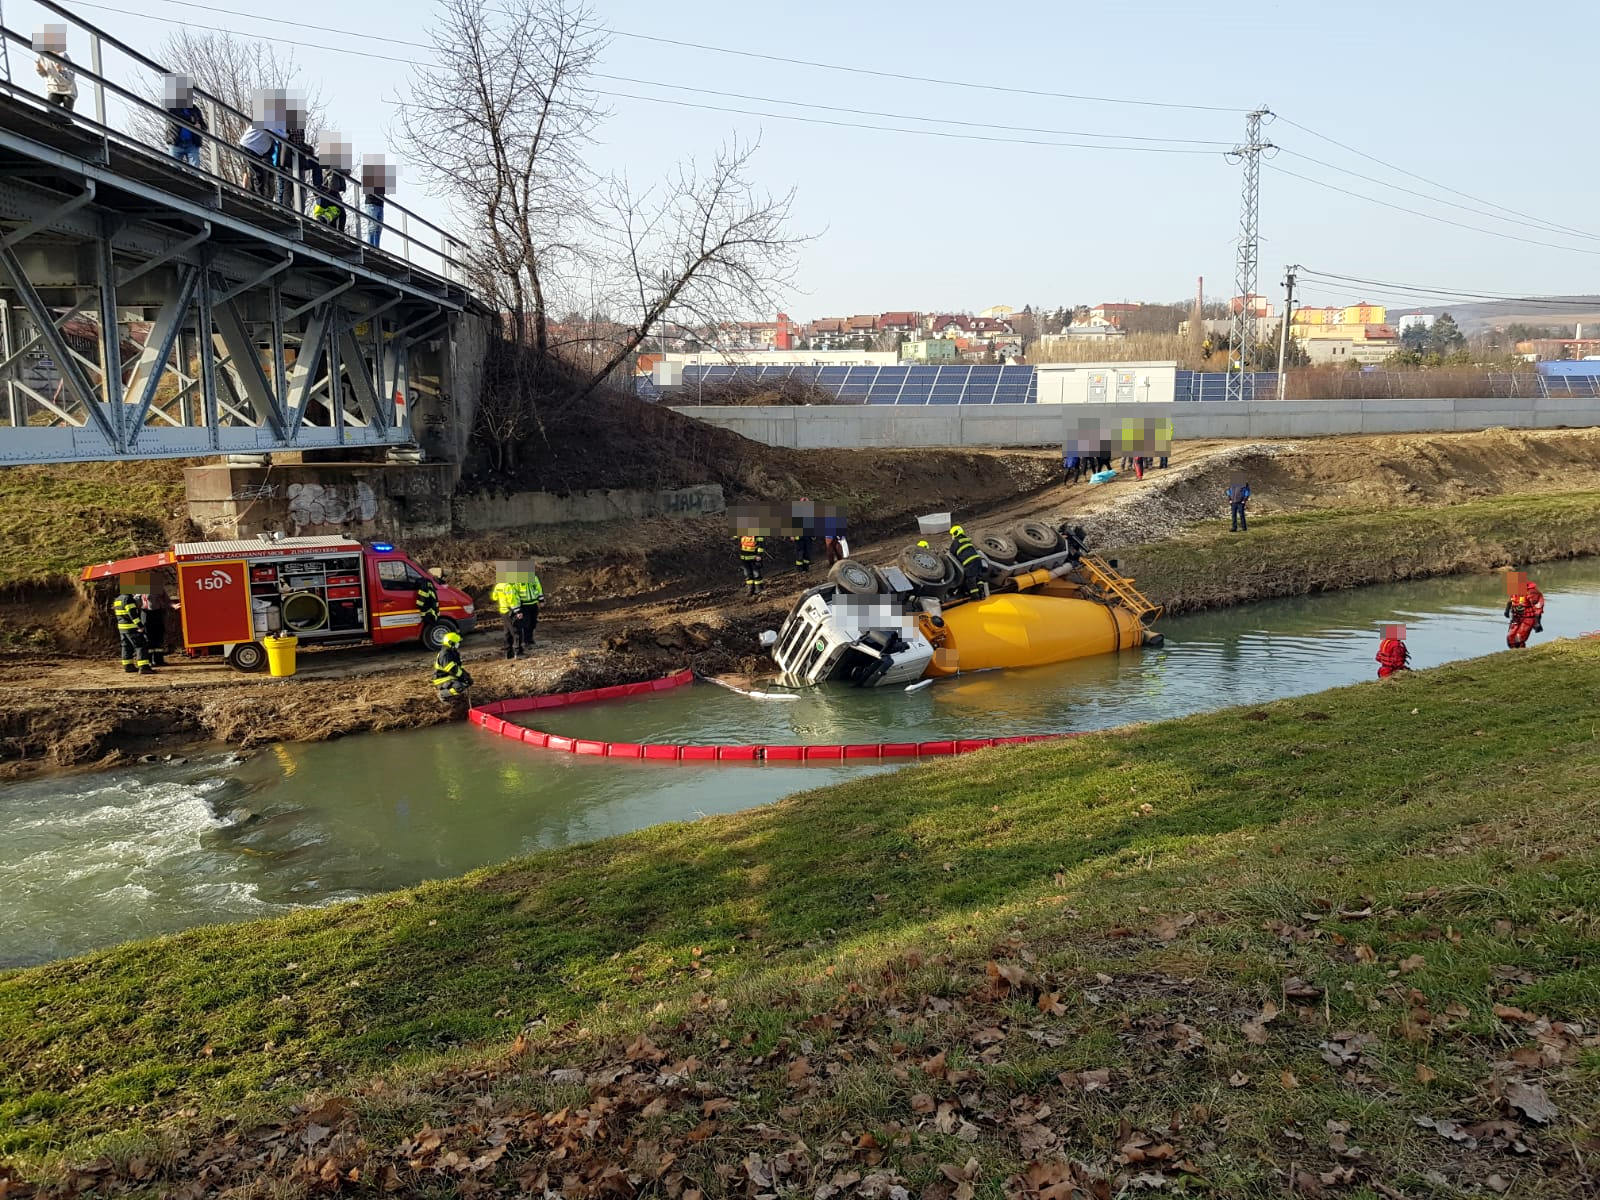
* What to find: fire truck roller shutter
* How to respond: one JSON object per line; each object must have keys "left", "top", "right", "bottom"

{"left": 282, "top": 590, "right": 330, "bottom": 632}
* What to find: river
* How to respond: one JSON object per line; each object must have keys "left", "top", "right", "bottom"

{"left": 3, "top": 561, "right": 1596, "bottom": 969}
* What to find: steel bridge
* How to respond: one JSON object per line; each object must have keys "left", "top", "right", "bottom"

{"left": 0, "top": 1, "right": 481, "bottom": 465}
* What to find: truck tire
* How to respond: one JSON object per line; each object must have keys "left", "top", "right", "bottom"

{"left": 1011, "top": 521, "right": 1062, "bottom": 557}
{"left": 829, "top": 559, "right": 881, "bottom": 595}
{"left": 897, "top": 543, "right": 946, "bottom": 585}
{"left": 227, "top": 641, "right": 266, "bottom": 672}
{"left": 422, "top": 617, "right": 459, "bottom": 651}
{"left": 976, "top": 531, "right": 1018, "bottom": 563}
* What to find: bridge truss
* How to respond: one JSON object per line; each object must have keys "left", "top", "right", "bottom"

{"left": 0, "top": 13, "right": 475, "bottom": 465}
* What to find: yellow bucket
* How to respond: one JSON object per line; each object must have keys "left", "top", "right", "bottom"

{"left": 264, "top": 633, "right": 299, "bottom": 678}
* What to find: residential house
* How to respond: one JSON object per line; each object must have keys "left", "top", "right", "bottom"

{"left": 1302, "top": 325, "right": 1399, "bottom": 365}
{"left": 876, "top": 311, "right": 921, "bottom": 334}
{"left": 1087, "top": 302, "right": 1142, "bottom": 329}
{"left": 927, "top": 314, "right": 973, "bottom": 338}
{"left": 978, "top": 304, "right": 1014, "bottom": 319}
{"left": 900, "top": 338, "right": 958, "bottom": 363}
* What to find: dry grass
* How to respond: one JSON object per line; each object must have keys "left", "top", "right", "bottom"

{"left": 1285, "top": 365, "right": 1545, "bottom": 399}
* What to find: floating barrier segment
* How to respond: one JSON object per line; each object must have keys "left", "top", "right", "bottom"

{"left": 469, "top": 669, "right": 1071, "bottom": 763}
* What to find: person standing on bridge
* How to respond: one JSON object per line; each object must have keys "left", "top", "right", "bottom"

{"left": 163, "top": 74, "right": 208, "bottom": 170}
{"left": 33, "top": 25, "right": 77, "bottom": 113}
{"left": 361, "top": 157, "right": 392, "bottom": 249}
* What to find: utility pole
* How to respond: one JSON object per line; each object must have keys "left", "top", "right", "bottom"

{"left": 1226, "top": 108, "right": 1274, "bottom": 403}
{"left": 1276, "top": 264, "right": 1298, "bottom": 401}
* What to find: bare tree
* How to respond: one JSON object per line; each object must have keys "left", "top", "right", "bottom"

{"left": 130, "top": 29, "right": 324, "bottom": 154}
{"left": 397, "top": 0, "right": 605, "bottom": 358}
{"left": 581, "top": 138, "right": 804, "bottom": 400}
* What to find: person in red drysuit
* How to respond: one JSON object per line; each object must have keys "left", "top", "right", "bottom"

{"left": 1376, "top": 625, "right": 1411, "bottom": 679}
{"left": 1504, "top": 580, "right": 1545, "bottom": 648}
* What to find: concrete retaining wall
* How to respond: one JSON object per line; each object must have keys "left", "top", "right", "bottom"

{"left": 185, "top": 463, "right": 457, "bottom": 539}
{"left": 187, "top": 465, "right": 725, "bottom": 539}
{"left": 669, "top": 397, "right": 1600, "bottom": 449}
{"left": 453, "top": 484, "right": 725, "bottom": 531}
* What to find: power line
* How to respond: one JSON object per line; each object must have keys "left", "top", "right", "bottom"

{"left": 68, "top": 1, "right": 1227, "bottom": 153}
{"left": 96, "top": 0, "right": 1249, "bottom": 114}
{"left": 604, "top": 29, "right": 1248, "bottom": 114}
{"left": 1297, "top": 269, "right": 1600, "bottom": 308}
{"left": 1263, "top": 163, "right": 1600, "bottom": 258}
{"left": 1278, "top": 148, "right": 1600, "bottom": 244}
{"left": 593, "top": 74, "right": 1235, "bottom": 145}
{"left": 1275, "top": 114, "right": 1597, "bottom": 243}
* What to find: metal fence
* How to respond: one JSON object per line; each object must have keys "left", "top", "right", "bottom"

{"left": 0, "top": 0, "right": 468, "bottom": 283}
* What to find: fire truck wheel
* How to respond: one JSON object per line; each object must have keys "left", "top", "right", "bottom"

{"left": 227, "top": 641, "right": 267, "bottom": 672}
{"left": 422, "top": 618, "right": 459, "bottom": 651}
{"left": 1010, "top": 521, "right": 1062, "bottom": 556}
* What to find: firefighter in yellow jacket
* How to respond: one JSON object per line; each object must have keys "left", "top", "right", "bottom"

{"left": 432, "top": 630, "right": 473, "bottom": 701}
{"left": 737, "top": 532, "right": 766, "bottom": 599}
{"left": 113, "top": 590, "right": 152, "bottom": 674}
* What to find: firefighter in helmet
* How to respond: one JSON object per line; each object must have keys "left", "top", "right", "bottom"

{"left": 947, "top": 524, "right": 986, "bottom": 600}
{"left": 432, "top": 629, "right": 473, "bottom": 701}
{"left": 113, "top": 582, "right": 153, "bottom": 674}
{"left": 737, "top": 530, "right": 766, "bottom": 599}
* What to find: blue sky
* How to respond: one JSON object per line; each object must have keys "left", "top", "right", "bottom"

{"left": 15, "top": 0, "right": 1600, "bottom": 321}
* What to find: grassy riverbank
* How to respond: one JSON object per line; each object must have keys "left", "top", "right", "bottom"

{"left": 5, "top": 642, "right": 1599, "bottom": 1197}
{"left": 1120, "top": 490, "right": 1600, "bottom": 615}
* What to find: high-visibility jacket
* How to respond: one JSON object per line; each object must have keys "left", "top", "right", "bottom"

{"left": 949, "top": 530, "right": 983, "bottom": 570}
{"left": 1376, "top": 638, "right": 1410, "bottom": 669}
{"left": 513, "top": 578, "right": 542, "bottom": 605}
{"left": 738, "top": 535, "right": 764, "bottom": 562}
{"left": 113, "top": 594, "right": 141, "bottom": 631}
{"left": 433, "top": 645, "right": 466, "bottom": 687}
{"left": 490, "top": 582, "right": 521, "bottom": 614}
{"left": 416, "top": 579, "right": 439, "bottom": 619}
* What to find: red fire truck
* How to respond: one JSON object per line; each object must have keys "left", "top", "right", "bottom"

{"left": 82, "top": 536, "right": 476, "bottom": 671}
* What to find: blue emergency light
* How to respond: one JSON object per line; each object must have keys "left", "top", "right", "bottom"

{"left": 370, "top": 541, "right": 394, "bottom": 552}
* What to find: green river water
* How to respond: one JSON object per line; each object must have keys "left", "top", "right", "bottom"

{"left": 4, "top": 561, "right": 1598, "bottom": 969}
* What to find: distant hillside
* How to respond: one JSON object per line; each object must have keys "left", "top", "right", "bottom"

{"left": 1391, "top": 297, "right": 1600, "bottom": 334}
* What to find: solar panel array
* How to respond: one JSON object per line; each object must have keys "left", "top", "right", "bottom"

{"left": 660, "top": 363, "right": 1041, "bottom": 404}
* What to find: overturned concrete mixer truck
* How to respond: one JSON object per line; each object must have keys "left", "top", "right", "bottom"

{"left": 762, "top": 515, "right": 1165, "bottom": 688}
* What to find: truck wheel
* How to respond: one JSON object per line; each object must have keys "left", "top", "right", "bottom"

{"left": 1010, "top": 521, "right": 1063, "bottom": 556}
{"left": 422, "top": 618, "right": 459, "bottom": 651}
{"left": 828, "top": 559, "right": 881, "bottom": 595}
{"left": 897, "top": 543, "right": 946, "bottom": 585}
{"left": 227, "top": 641, "right": 266, "bottom": 672}
{"left": 976, "top": 531, "right": 1018, "bottom": 563}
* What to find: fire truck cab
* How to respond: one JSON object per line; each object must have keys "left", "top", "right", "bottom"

{"left": 82, "top": 536, "right": 476, "bottom": 672}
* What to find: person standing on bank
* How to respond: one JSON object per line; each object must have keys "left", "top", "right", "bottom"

{"left": 416, "top": 572, "right": 440, "bottom": 625}
{"left": 137, "top": 587, "right": 172, "bottom": 667}
{"left": 1227, "top": 474, "right": 1251, "bottom": 533}
{"left": 490, "top": 566, "right": 525, "bottom": 659}
{"left": 113, "top": 586, "right": 152, "bottom": 674}
{"left": 513, "top": 563, "right": 542, "bottom": 649}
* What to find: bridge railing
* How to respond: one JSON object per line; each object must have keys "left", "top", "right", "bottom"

{"left": 0, "top": 0, "right": 471, "bottom": 286}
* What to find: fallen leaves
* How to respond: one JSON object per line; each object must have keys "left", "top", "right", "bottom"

{"left": 1502, "top": 1080, "right": 1558, "bottom": 1125}
{"left": 1242, "top": 999, "right": 1278, "bottom": 1046}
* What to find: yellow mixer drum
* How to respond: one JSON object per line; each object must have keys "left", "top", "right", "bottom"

{"left": 926, "top": 593, "right": 1147, "bottom": 676}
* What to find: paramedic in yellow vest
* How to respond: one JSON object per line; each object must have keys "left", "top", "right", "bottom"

{"left": 113, "top": 575, "right": 153, "bottom": 674}
{"left": 490, "top": 562, "right": 525, "bottom": 659}
{"left": 513, "top": 563, "right": 543, "bottom": 649}
{"left": 738, "top": 532, "right": 766, "bottom": 598}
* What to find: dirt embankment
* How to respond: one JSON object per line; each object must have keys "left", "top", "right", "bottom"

{"left": 5, "top": 427, "right": 1600, "bottom": 779}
